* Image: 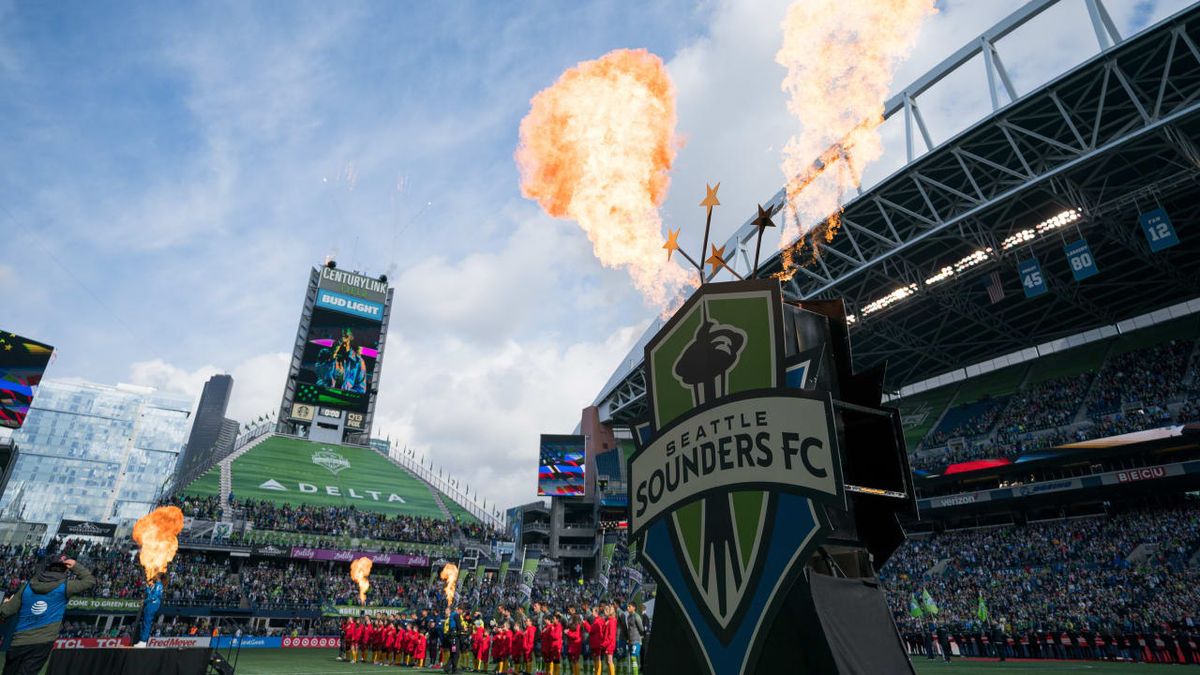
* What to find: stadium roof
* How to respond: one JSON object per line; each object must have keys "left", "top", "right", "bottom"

{"left": 595, "top": 0, "right": 1200, "bottom": 425}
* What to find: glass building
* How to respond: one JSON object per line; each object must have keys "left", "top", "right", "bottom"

{"left": 0, "top": 380, "right": 192, "bottom": 533}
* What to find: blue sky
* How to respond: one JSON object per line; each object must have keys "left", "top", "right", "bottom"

{"left": 2, "top": 0, "right": 1189, "bottom": 505}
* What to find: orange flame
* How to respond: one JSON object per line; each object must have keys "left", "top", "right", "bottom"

{"left": 516, "top": 48, "right": 693, "bottom": 309}
{"left": 350, "top": 557, "right": 372, "bottom": 605}
{"left": 132, "top": 506, "right": 184, "bottom": 582}
{"left": 775, "top": 0, "right": 936, "bottom": 275}
{"left": 439, "top": 563, "right": 459, "bottom": 608}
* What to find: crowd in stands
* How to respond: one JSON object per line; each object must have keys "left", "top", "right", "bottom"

{"left": 161, "top": 494, "right": 222, "bottom": 520}
{"left": 905, "top": 336, "right": 1200, "bottom": 472}
{"left": 994, "top": 374, "right": 1091, "bottom": 436}
{"left": 237, "top": 499, "right": 456, "bottom": 545}
{"left": 1087, "top": 340, "right": 1193, "bottom": 416}
{"left": 881, "top": 502, "right": 1200, "bottom": 636}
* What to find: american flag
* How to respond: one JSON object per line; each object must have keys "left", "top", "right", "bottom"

{"left": 984, "top": 270, "right": 1005, "bottom": 304}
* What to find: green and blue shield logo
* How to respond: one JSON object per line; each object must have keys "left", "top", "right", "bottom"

{"left": 629, "top": 280, "right": 845, "bottom": 675}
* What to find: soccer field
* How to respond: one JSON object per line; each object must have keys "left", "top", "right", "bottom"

{"left": 4, "top": 650, "right": 1185, "bottom": 674}
{"left": 178, "top": 650, "right": 1192, "bottom": 674}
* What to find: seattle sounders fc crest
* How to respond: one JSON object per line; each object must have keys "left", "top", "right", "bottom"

{"left": 629, "top": 280, "right": 845, "bottom": 675}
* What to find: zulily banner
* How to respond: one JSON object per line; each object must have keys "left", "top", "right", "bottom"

{"left": 290, "top": 547, "right": 428, "bottom": 567}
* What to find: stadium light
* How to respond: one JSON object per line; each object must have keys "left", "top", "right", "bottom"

{"left": 924, "top": 248, "right": 993, "bottom": 287}
{"left": 860, "top": 283, "right": 918, "bottom": 317}
{"left": 1000, "top": 209, "right": 1081, "bottom": 251}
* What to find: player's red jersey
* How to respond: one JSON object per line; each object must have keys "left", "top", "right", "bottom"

{"left": 524, "top": 623, "right": 536, "bottom": 657}
{"left": 476, "top": 632, "right": 491, "bottom": 662}
{"left": 604, "top": 616, "right": 617, "bottom": 654}
{"left": 589, "top": 617, "right": 605, "bottom": 651}
{"left": 384, "top": 624, "right": 397, "bottom": 650}
{"left": 566, "top": 622, "right": 583, "bottom": 658}
{"left": 493, "top": 629, "right": 510, "bottom": 659}
{"left": 417, "top": 633, "right": 428, "bottom": 659}
{"left": 409, "top": 628, "right": 421, "bottom": 657}
{"left": 544, "top": 622, "right": 563, "bottom": 659}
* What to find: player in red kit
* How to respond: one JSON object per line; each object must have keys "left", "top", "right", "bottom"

{"left": 566, "top": 615, "right": 584, "bottom": 675}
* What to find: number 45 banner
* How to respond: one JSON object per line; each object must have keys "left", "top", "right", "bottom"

{"left": 1018, "top": 258, "right": 1048, "bottom": 298}
{"left": 1063, "top": 239, "right": 1099, "bottom": 281}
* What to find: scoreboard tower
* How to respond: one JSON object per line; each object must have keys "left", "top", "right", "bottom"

{"left": 277, "top": 263, "right": 394, "bottom": 444}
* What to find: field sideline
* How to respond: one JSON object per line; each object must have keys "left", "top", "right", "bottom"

{"left": 4, "top": 650, "right": 1187, "bottom": 674}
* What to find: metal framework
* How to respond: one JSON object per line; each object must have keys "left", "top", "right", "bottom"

{"left": 596, "top": 0, "right": 1200, "bottom": 425}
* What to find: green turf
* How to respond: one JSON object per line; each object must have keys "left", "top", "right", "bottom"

{"left": 443, "top": 497, "right": 481, "bottom": 525}
{"left": 193, "top": 650, "right": 1191, "bottom": 674}
{"left": 892, "top": 383, "right": 959, "bottom": 449}
{"left": 4, "top": 649, "right": 1185, "bottom": 674}
{"left": 184, "top": 435, "right": 447, "bottom": 519}
{"left": 182, "top": 466, "right": 221, "bottom": 498}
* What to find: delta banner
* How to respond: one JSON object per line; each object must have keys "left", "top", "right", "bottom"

{"left": 289, "top": 547, "right": 428, "bottom": 567}
{"left": 497, "top": 552, "right": 512, "bottom": 581}
{"left": 56, "top": 519, "right": 117, "bottom": 538}
{"left": 631, "top": 280, "right": 846, "bottom": 675}
{"left": 518, "top": 549, "right": 541, "bottom": 603}
{"left": 474, "top": 560, "right": 487, "bottom": 583}
{"left": 66, "top": 597, "right": 142, "bottom": 613}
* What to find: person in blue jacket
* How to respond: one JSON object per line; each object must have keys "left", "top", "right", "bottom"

{"left": 133, "top": 573, "right": 165, "bottom": 648}
{"left": 0, "top": 553, "right": 96, "bottom": 675}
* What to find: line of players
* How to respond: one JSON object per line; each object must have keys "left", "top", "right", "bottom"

{"left": 338, "top": 601, "right": 643, "bottom": 675}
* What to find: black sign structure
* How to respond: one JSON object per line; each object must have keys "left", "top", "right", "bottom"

{"left": 57, "top": 520, "right": 117, "bottom": 538}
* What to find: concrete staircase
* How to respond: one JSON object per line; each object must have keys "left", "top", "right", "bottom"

{"left": 217, "top": 432, "right": 274, "bottom": 521}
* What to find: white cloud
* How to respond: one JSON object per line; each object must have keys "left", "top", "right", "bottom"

{"left": 372, "top": 322, "right": 646, "bottom": 507}
{"left": 127, "top": 352, "right": 289, "bottom": 425}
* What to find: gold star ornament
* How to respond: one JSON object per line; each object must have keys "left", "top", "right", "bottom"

{"left": 700, "top": 183, "right": 720, "bottom": 209}
{"left": 663, "top": 228, "right": 681, "bottom": 261}
{"left": 705, "top": 244, "right": 727, "bottom": 276}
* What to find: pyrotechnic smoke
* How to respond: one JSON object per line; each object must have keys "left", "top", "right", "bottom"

{"left": 132, "top": 506, "right": 184, "bottom": 582}
{"left": 775, "top": 0, "right": 936, "bottom": 277}
{"left": 350, "top": 557, "right": 373, "bottom": 605}
{"left": 516, "top": 48, "right": 693, "bottom": 309}
{"left": 439, "top": 563, "right": 459, "bottom": 608}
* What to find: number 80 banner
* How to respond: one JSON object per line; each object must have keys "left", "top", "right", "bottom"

{"left": 1063, "top": 239, "right": 1099, "bottom": 281}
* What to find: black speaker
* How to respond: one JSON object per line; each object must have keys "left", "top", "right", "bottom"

{"left": 207, "top": 652, "right": 235, "bottom": 675}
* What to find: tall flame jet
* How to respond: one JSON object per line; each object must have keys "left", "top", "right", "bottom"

{"left": 350, "top": 557, "right": 373, "bottom": 606}
{"left": 775, "top": 0, "right": 936, "bottom": 277}
{"left": 132, "top": 506, "right": 184, "bottom": 582}
{"left": 440, "top": 563, "right": 459, "bottom": 608}
{"left": 517, "top": 48, "right": 692, "bottom": 309}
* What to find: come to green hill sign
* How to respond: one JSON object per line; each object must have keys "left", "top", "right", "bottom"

{"left": 184, "top": 436, "right": 447, "bottom": 519}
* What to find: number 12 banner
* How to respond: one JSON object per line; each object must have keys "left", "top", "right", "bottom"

{"left": 1139, "top": 208, "right": 1180, "bottom": 252}
{"left": 1018, "top": 258, "right": 1048, "bottom": 298}
{"left": 1063, "top": 239, "right": 1099, "bottom": 281}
